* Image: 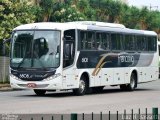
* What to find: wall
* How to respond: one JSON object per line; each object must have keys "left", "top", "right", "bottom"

{"left": 0, "top": 56, "right": 10, "bottom": 83}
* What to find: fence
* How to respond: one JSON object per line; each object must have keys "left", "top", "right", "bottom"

{"left": 0, "top": 56, "right": 10, "bottom": 83}
{"left": 0, "top": 108, "right": 158, "bottom": 120}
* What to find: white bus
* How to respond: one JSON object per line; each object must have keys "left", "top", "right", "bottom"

{"left": 6, "top": 21, "right": 159, "bottom": 96}
{"left": 158, "top": 41, "right": 160, "bottom": 77}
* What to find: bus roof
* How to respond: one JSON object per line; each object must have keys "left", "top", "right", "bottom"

{"left": 14, "top": 22, "right": 88, "bottom": 31}
{"left": 14, "top": 21, "right": 157, "bottom": 36}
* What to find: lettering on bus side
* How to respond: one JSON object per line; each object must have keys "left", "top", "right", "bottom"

{"left": 118, "top": 55, "right": 134, "bottom": 63}
{"left": 82, "top": 58, "right": 88, "bottom": 63}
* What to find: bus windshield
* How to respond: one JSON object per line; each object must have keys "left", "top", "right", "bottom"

{"left": 11, "top": 30, "right": 60, "bottom": 69}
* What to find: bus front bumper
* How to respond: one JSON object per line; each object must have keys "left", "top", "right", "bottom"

{"left": 10, "top": 76, "right": 63, "bottom": 90}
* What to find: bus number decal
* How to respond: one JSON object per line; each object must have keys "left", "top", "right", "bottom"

{"left": 82, "top": 58, "right": 88, "bottom": 63}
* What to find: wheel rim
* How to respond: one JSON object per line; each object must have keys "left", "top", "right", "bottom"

{"left": 79, "top": 80, "right": 85, "bottom": 93}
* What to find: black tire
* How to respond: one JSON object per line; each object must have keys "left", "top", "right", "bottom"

{"left": 127, "top": 73, "right": 137, "bottom": 91}
{"left": 34, "top": 89, "right": 46, "bottom": 96}
{"left": 73, "top": 76, "right": 87, "bottom": 96}
{"left": 120, "top": 73, "right": 137, "bottom": 91}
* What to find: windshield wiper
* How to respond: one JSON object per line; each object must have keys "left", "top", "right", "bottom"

{"left": 16, "top": 51, "right": 30, "bottom": 70}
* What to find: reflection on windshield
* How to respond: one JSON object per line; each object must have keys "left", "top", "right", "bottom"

{"left": 11, "top": 31, "right": 60, "bottom": 69}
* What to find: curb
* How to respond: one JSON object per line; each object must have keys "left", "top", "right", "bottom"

{"left": 0, "top": 87, "right": 13, "bottom": 91}
{"left": 0, "top": 84, "right": 24, "bottom": 92}
{"left": 0, "top": 84, "right": 12, "bottom": 91}
{"left": 0, "top": 84, "right": 10, "bottom": 88}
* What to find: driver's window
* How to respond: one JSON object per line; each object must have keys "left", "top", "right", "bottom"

{"left": 63, "top": 29, "right": 75, "bottom": 68}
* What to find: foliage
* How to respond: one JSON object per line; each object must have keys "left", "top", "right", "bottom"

{"left": 50, "top": 1, "right": 86, "bottom": 22}
{"left": 120, "top": 6, "right": 140, "bottom": 29}
{"left": 120, "top": 4, "right": 160, "bottom": 34}
{"left": 0, "top": 0, "right": 39, "bottom": 55}
{"left": 0, "top": 0, "right": 38, "bottom": 39}
{"left": 1, "top": 0, "right": 160, "bottom": 45}
{"left": 39, "top": 0, "right": 56, "bottom": 21}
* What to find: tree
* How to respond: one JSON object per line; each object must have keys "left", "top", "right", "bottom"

{"left": 39, "top": 0, "right": 56, "bottom": 22}
{"left": 0, "top": 0, "right": 37, "bottom": 39}
{"left": 50, "top": 1, "right": 86, "bottom": 22}
{"left": 0, "top": 0, "right": 38, "bottom": 55}
{"left": 148, "top": 11, "right": 160, "bottom": 34}
{"left": 138, "top": 7, "right": 150, "bottom": 29}
{"left": 89, "top": 0, "right": 123, "bottom": 22}
{"left": 120, "top": 6, "right": 140, "bottom": 29}
{"left": 76, "top": 0, "right": 96, "bottom": 20}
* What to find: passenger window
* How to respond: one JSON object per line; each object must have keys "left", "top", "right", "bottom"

{"left": 124, "top": 35, "right": 135, "bottom": 51}
{"left": 79, "top": 31, "right": 87, "bottom": 50}
{"left": 79, "top": 31, "right": 95, "bottom": 50}
{"left": 111, "top": 34, "right": 122, "bottom": 50}
{"left": 102, "top": 33, "right": 110, "bottom": 50}
{"left": 148, "top": 36, "right": 157, "bottom": 51}
{"left": 96, "top": 33, "right": 110, "bottom": 50}
{"left": 87, "top": 32, "right": 96, "bottom": 50}
{"left": 137, "top": 36, "right": 147, "bottom": 51}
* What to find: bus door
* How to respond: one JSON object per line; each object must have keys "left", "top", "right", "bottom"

{"left": 63, "top": 30, "right": 77, "bottom": 89}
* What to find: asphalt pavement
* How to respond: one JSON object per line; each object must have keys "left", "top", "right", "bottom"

{"left": 0, "top": 80, "right": 159, "bottom": 114}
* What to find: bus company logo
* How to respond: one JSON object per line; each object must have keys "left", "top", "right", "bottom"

{"left": 19, "top": 74, "right": 30, "bottom": 79}
{"left": 118, "top": 55, "right": 134, "bottom": 63}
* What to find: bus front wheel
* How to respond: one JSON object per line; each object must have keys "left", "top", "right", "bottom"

{"left": 73, "top": 76, "right": 87, "bottom": 96}
{"left": 34, "top": 89, "right": 46, "bottom": 96}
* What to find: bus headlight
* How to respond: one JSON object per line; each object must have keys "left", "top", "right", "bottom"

{"left": 43, "top": 73, "right": 61, "bottom": 81}
{"left": 10, "top": 74, "right": 21, "bottom": 81}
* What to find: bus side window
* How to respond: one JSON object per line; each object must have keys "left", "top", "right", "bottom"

{"left": 137, "top": 36, "right": 147, "bottom": 51}
{"left": 96, "top": 32, "right": 110, "bottom": 50}
{"left": 111, "top": 33, "right": 122, "bottom": 51}
{"left": 87, "top": 31, "right": 96, "bottom": 50}
{"left": 102, "top": 33, "right": 110, "bottom": 50}
{"left": 79, "top": 31, "right": 87, "bottom": 50}
{"left": 148, "top": 36, "right": 157, "bottom": 51}
{"left": 124, "top": 35, "right": 135, "bottom": 51}
{"left": 96, "top": 33, "right": 103, "bottom": 50}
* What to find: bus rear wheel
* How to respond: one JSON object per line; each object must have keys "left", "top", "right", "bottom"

{"left": 73, "top": 76, "right": 87, "bottom": 96}
{"left": 127, "top": 73, "right": 137, "bottom": 91}
{"left": 34, "top": 89, "right": 46, "bottom": 96}
{"left": 120, "top": 73, "right": 137, "bottom": 91}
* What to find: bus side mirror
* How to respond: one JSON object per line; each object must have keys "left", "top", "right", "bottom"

{"left": 3, "top": 38, "right": 11, "bottom": 56}
{"left": 3, "top": 38, "right": 11, "bottom": 44}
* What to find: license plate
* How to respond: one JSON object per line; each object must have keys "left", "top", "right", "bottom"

{"left": 27, "top": 83, "right": 37, "bottom": 88}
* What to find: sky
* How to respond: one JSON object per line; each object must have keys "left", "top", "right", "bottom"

{"left": 128, "top": 0, "right": 160, "bottom": 11}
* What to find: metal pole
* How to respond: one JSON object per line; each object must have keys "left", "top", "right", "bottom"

{"left": 71, "top": 113, "right": 77, "bottom": 120}
{"left": 2, "top": 43, "right": 6, "bottom": 83}
{"left": 152, "top": 108, "right": 158, "bottom": 120}
{"left": 3, "top": 55, "right": 6, "bottom": 83}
